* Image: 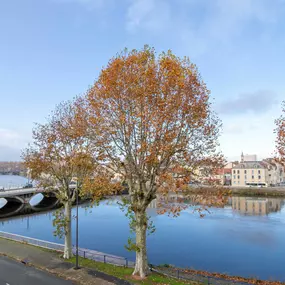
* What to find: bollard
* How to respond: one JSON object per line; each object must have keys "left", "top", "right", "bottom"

{"left": 207, "top": 276, "right": 210, "bottom": 285}
{"left": 83, "top": 251, "right": 86, "bottom": 259}
{"left": 104, "top": 255, "right": 106, "bottom": 263}
{"left": 177, "top": 269, "right": 179, "bottom": 279}
{"left": 125, "top": 258, "right": 128, "bottom": 267}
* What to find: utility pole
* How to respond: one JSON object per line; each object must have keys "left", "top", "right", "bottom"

{"left": 75, "top": 180, "right": 79, "bottom": 269}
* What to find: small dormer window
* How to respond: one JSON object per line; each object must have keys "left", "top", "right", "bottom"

{"left": 241, "top": 164, "right": 245, "bottom": 168}
{"left": 254, "top": 164, "right": 258, "bottom": 168}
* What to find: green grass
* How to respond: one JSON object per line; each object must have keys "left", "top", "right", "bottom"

{"left": 67, "top": 256, "right": 200, "bottom": 285}
{"left": 231, "top": 188, "right": 285, "bottom": 197}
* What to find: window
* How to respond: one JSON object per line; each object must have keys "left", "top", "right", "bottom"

{"left": 233, "top": 175, "right": 236, "bottom": 179}
{"left": 233, "top": 170, "right": 236, "bottom": 174}
{"left": 237, "top": 170, "right": 240, "bottom": 174}
{"left": 252, "top": 175, "right": 254, "bottom": 179}
{"left": 245, "top": 175, "right": 247, "bottom": 180}
{"left": 244, "top": 170, "right": 247, "bottom": 174}
{"left": 237, "top": 175, "right": 240, "bottom": 179}
{"left": 258, "top": 175, "right": 261, "bottom": 180}
{"left": 258, "top": 170, "right": 261, "bottom": 174}
{"left": 238, "top": 181, "right": 240, "bottom": 184}
{"left": 234, "top": 181, "right": 236, "bottom": 184}
{"left": 252, "top": 170, "right": 254, "bottom": 174}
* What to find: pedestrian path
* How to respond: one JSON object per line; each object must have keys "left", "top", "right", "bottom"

{"left": 0, "top": 237, "right": 131, "bottom": 285}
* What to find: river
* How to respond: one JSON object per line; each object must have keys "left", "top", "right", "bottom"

{"left": 0, "top": 174, "right": 28, "bottom": 189}
{"left": 0, "top": 176, "right": 285, "bottom": 281}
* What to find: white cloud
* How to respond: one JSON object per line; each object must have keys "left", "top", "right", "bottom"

{"left": 0, "top": 146, "right": 22, "bottom": 161}
{"left": 218, "top": 90, "right": 279, "bottom": 115}
{"left": 0, "top": 129, "right": 31, "bottom": 159}
{"left": 124, "top": 0, "right": 284, "bottom": 55}
{"left": 126, "top": 0, "right": 171, "bottom": 33}
{"left": 223, "top": 124, "right": 244, "bottom": 134}
{"left": 220, "top": 109, "right": 279, "bottom": 161}
{"left": 0, "top": 129, "right": 21, "bottom": 147}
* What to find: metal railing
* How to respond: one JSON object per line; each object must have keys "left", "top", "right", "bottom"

{"left": 75, "top": 248, "right": 133, "bottom": 267}
{"left": 0, "top": 231, "right": 133, "bottom": 267}
{"left": 0, "top": 231, "right": 259, "bottom": 284}
{"left": 0, "top": 231, "right": 64, "bottom": 251}
{"left": 0, "top": 185, "right": 26, "bottom": 190}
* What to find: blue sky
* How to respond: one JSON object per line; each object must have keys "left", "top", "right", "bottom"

{"left": 0, "top": 0, "right": 284, "bottom": 162}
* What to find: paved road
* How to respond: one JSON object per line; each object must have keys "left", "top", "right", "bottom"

{"left": 0, "top": 256, "right": 74, "bottom": 285}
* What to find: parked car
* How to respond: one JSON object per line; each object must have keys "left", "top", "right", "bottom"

{"left": 22, "top": 183, "right": 33, "bottom": 189}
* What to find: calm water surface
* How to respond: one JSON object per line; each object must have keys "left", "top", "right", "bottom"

{"left": 0, "top": 175, "right": 28, "bottom": 189}
{"left": 0, "top": 177, "right": 285, "bottom": 281}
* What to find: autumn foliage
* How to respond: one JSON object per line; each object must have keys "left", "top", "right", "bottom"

{"left": 86, "top": 46, "right": 225, "bottom": 277}
{"left": 22, "top": 97, "right": 96, "bottom": 258}
{"left": 275, "top": 101, "right": 285, "bottom": 165}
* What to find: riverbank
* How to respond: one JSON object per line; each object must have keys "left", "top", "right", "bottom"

{"left": 0, "top": 237, "right": 117, "bottom": 285}
{"left": 230, "top": 187, "right": 285, "bottom": 197}
{"left": 186, "top": 187, "right": 285, "bottom": 197}
{"left": 1, "top": 235, "right": 285, "bottom": 285}
{"left": 0, "top": 237, "right": 198, "bottom": 285}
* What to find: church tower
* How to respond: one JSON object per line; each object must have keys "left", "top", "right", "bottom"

{"left": 241, "top": 152, "right": 244, "bottom": 163}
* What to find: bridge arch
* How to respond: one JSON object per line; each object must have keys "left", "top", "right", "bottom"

{"left": 0, "top": 196, "right": 25, "bottom": 218}
{"left": 29, "top": 192, "right": 59, "bottom": 211}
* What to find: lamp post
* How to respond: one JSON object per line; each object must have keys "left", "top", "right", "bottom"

{"left": 75, "top": 180, "right": 79, "bottom": 270}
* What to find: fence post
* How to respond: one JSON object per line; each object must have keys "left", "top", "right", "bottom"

{"left": 83, "top": 251, "right": 86, "bottom": 259}
{"left": 125, "top": 258, "right": 128, "bottom": 267}
{"left": 104, "top": 255, "right": 106, "bottom": 263}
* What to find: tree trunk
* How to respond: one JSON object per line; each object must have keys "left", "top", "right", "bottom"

{"left": 63, "top": 201, "right": 73, "bottom": 259}
{"left": 133, "top": 210, "right": 149, "bottom": 278}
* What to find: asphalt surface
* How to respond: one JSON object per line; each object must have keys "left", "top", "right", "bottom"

{"left": 0, "top": 256, "right": 74, "bottom": 285}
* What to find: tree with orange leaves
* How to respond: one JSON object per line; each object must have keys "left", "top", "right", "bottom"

{"left": 275, "top": 102, "right": 285, "bottom": 165}
{"left": 22, "top": 97, "right": 95, "bottom": 259}
{"left": 86, "top": 46, "right": 224, "bottom": 277}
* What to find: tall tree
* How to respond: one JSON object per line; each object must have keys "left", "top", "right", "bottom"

{"left": 22, "top": 97, "right": 94, "bottom": 259}
{"left": 87, "top": 46, "right": 224, "bottom": 277}
{"left": 275, "top": 101, "right": 285, "bottom": 165}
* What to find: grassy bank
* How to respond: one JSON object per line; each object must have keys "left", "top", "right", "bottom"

{"left": 186, "top": 187, "right": 285, "bottom": 198}
{"left": 67, "top": 256, "right": 199, "bottom": 285}
{"left": 230, "top": 188, "right": 285, "bottom": 197}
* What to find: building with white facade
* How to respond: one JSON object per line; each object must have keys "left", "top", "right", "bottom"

{"left": 231, "top": 153, "right": 285, "bottom": 187}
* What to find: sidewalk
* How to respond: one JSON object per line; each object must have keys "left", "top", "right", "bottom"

{"left": 0, "top": 237, "right": 131, "bottom": 285}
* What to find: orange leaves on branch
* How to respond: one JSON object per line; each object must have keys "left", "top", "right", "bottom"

{"left": 22, "top": 97, "right": 100, "bottom": 199}
{"left": 275, "top": 101, "right": 285, "bottom": 166}
{"left": 85, "top": 45, "right": 228, "bottom": 227}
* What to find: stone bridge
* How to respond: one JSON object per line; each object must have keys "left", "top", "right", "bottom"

{"left": 0, "top": 186, "right": 76, "bottom": 218}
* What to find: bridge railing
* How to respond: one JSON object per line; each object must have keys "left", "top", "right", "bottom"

{"left": 0, "top": 231, "right": 133, "bottom": 267}
{"left": 0, "top": 188, "right": 41, "bottom": 198}
{"left": 1, "top": 185, "right": 26, "bottom": 190}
